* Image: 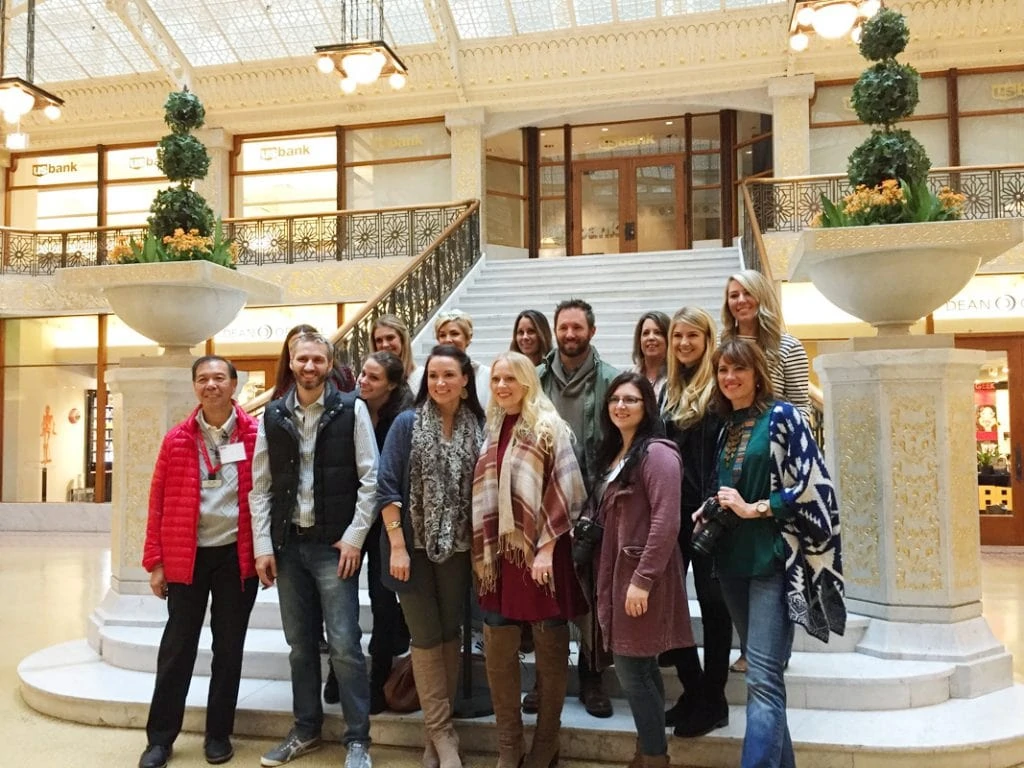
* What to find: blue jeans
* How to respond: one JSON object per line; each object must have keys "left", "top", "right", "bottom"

{"left": 612, "top": 654, "right": 666, "bottom": 757}
{"left": 276, "top": 537, "right": 370, "bottom": 745}
{"left": 718, "top": 569, "right": 795, "bottom": 768}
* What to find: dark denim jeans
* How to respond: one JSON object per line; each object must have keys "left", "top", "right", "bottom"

{"left": 276, "top": 537, "right": 370, "bottom": 745}
{"left": 612, "top": 653, "right": 667, "bottom": 757}
{"left": 719, "top": 569, "right": 795, "bottom": 768}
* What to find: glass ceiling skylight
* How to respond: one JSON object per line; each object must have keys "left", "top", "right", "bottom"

{"left": 10, "top": 0, "right": 780, "bottom": 86}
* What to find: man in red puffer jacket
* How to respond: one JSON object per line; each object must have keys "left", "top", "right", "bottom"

{"left": 138, "top": 355, "right": 260, "bottom": 768}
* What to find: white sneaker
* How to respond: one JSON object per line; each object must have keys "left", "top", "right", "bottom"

{"left": 345, "top": 741, "right": 372, "bottom": 768}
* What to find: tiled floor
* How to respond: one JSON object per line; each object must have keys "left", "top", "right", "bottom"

{"left": 3, "top": 532, "right": 1024, "bottom": 767}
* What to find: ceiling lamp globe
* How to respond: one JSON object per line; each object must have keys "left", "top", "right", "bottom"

{"left": 340, "top": 77, "right": 358, "bottom": 94}
{"left": 0, "top": 87, "right": 36, "bottom": 123}
{"left": 811, "top": 1, "right": 860, "bottom": 38}
{"left": 859, "top": 0, "right": 881, "bottom": 17}
{"left": 343, "top": 51, "right": 386, "bottom": 85}
{"left": 43, "top": 104, "right": 62, "bottom": 121}
{"left": 796, "top": 6, "right": 816, "bottom": 26}
{"left": 316, "top": 55, "right": 336, "bottom": 74}
{"left": 389, "top": 72, "right": 407, "bottom": 90}
{"left": 789, "top": 32, "right": 810, "bottom": 51}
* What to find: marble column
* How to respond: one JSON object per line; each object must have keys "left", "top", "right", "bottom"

{"left": 767, "top": 74, "right": 815, "bottom": 178}
{"left": 816, "top": 337, "right": 1013, "bottom": 697}
{"left": 194, "top": 127, "right": 233, "bottom": 220}
{"left": 87, "top": 361, "right": 196, "bottom": 648}
{"left": 445, "top": 107, "right": 486, "bottom": 240}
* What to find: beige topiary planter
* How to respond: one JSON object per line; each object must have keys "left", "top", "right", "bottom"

{"left": 56, "top": 261, "right": 281, "bottom": 358}
{"left": 790, "top": 219, "right": 1024, "bottom": 335}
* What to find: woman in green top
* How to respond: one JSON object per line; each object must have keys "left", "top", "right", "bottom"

{"left": 694, "top": 338, "right": 838, "bottom": 768}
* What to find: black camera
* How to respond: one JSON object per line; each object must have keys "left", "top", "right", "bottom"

{"left": 571, "top": 517, "right": 604, "bottom": 566}
{"left": 690, "top": 496, "right": 741, "bottom": 556}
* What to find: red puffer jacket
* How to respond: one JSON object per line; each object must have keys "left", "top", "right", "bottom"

{"left": 142, "top": 402, "right": 259, "bottom": 585}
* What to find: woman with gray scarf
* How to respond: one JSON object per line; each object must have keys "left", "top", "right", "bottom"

{"left": 376, "top": 344, "right": 485, "bottom": 768}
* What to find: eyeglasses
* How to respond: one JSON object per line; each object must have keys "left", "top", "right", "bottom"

{"left": 608, "top": 395, "right": 643, "bottom": 406}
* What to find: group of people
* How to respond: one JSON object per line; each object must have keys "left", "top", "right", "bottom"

{"left": 138, "top": 268, "right": 845, "bottom": 768}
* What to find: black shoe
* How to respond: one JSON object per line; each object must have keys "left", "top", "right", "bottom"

{"left": 139, "top": 744, "right": 172, "bottom": 768}
{"left": 673, "top": 696, "right": 729, "bottom": 738}
{"left": 204, "top": 736, "right": 234, "bottom": 765}
{"left": 323, "top": 668, "right": 340, "bottom": 704}
{"left": 664, "top": 692, "right": 695, "bottom": 729}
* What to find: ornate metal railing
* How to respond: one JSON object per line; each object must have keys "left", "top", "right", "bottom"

{"left": 0, "top": 201, "right": 473, "bottom": 275}
{"left": 243, "top": 201, "right": 482, "bottom": 414}
{"left": 739, "top": 163, "right": 1024, "bottom": 278}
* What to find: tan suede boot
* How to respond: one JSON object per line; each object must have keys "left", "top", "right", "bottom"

{"left": 524, "top": 623, "right": 569, "bottom": 768}
{"left": 484, "top": 624, "right": 526, "bottom": 768}
{"left": 411, "top": 645, "right": 462, "bottom": 768}
{"left": 441, "top": 637, "right": 461, "bottom": 708}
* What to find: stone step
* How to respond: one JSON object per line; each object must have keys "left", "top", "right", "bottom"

{"left": 94, "top": 615, "right": 922, "bottom": 712}
{"left": 19, "top": 640, "right": 1024, "bottom": 768}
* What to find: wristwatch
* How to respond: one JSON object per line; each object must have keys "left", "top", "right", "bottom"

{"left": 755, "top": 500, "right": 770, "bottom": 518}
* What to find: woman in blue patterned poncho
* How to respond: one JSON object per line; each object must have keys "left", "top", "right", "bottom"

{"left": 694, "top": 338, "right": 844, "bottom": 768}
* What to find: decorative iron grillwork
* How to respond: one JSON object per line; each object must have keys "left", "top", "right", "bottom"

{"left": 0, "top": 203, "right": 471, "bottom": 275}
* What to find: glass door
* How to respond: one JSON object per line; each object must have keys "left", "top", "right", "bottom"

{"left": 573, "top": 157, "right": 684, "bottom": 255}
{"left": 956, "top": 335, "right": 1024, "bottom": 545}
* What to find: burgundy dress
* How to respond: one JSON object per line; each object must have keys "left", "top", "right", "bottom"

{"left": 478, "top": 415, "right": 586, "bottom": 622}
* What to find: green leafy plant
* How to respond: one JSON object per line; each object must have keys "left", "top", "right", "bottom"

{"left": 109, "top": 88, "right": 235, "bottom": 267}
{"left": 814, "top": 9, "right": 964, "bottom": 227}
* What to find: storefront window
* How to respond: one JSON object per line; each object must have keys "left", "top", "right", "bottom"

{"left": 236, "top": 134, "right": 338, "bottom": 216}
{"left": 691, "top": 187, "right": 721, "bottom": 242}
{"left": 571, "top": 118, "right": 686, "bottom": 161}
{"left": 3, "top": 316, "right": 99, "bottom": 502}
{"left": 539, "top": 129, "right": 565, "bottom": 163}
{"left": 346, "top": 159, "right": 452, "bottom": 209}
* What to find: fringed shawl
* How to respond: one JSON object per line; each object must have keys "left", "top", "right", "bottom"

{"left": 472, "top": 416, "right": 586, "bottom": 596}
{"left": 769, "top": 401, "right": 847, "bottom": 643}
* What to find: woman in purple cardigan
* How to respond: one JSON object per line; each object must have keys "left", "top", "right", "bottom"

{"left": 591, "top": 371, "right": 694, "bottom": 768}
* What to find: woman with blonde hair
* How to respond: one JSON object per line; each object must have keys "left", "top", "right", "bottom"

{"left": 472, "top": 351, "right": 586, "bottom": 768}
{"left": 408, "top": 309, "right": 491, "bottom": 408}
{"left": 720, "top": 270, "right": 809, "bottom": 418}
{"left": 660, "top": 308, "right": 733, "bottom": 738}
{"left": 372, "top": 314, "right": 417, "bottom": 379}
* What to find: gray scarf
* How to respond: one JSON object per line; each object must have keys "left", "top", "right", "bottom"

{"left": 409, "top": 400, "right": 482, "bottom": 563}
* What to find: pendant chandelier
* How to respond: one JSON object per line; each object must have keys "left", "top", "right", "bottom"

{"left": 0, "top": 0, "right": 63, "bottom": 150}
{"left": 315, "top": 0, "right": 408, "bottom": 95}
{"left": 788, "top": 0, "right": 883, "bottom": 51}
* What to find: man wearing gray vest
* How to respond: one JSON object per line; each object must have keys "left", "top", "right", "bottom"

{"left": 250, "top": 331, "right": 379, "bottom": 768}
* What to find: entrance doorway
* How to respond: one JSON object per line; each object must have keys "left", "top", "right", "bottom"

{"left": 956, "top": 334, "right": 1024, "bottom": 545}
{"left": 572, "top": 156, "right": 685, "bottom": 255}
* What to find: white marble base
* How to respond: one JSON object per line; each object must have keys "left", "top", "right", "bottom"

{"left": 18, "top": 640, "right": 1024, "bottom": 768}
{"left": 0, "top": 502, "right": 111, "bottom": 532}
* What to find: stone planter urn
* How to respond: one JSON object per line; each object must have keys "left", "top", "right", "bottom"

{"left": 56, "top": 261, "right": 281, "bottom": 357}
{"left": 789, "top": 218, "right": 1024, "bottom": 335}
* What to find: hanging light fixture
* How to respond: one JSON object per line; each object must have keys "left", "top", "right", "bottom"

{"left": 0, "top": 0, "right": 63, "bottom": 149}
{"left": 315, "top": 0, "right": 408, "bottom": 95}
{"left": 788, "top": 0, "right": 883, "bottom": 51}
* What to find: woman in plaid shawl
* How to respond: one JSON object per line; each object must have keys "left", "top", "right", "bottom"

{"left": 472, "top": 351, "right": 587, "bottom": 768}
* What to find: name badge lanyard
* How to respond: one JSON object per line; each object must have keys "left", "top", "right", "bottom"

{"left": 199, "top": 429, "right": 235, "bottom": 488}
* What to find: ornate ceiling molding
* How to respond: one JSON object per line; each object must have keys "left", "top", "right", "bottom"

{"left": 16, "top": 0, "right": 1024, "bottom": 151}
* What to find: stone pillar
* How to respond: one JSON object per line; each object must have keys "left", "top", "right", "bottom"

{"left": 87, "top": 362, "right": 196, "bottom": 647}
{"left": 767, "top": 74, "right": 815, "bottom": 178}
{"left": 445, "top": 107, "right": 486, "bottom": 240}
{"left": 195, "top": 127, "right": 233, "bottom": 219}
{"left": 816, "top": 338, "right": 1012, "bottom": 697}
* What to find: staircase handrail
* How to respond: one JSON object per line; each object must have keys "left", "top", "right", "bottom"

{"left": 739, "top": 181, "right": 773, "bottom": 279}
{"left": 243, "top": 200, "right": 482, "bottom": 414}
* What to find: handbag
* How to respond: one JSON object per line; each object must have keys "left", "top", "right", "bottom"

{"left": 571, "top": 516, "right": 604, "bottom": 566}
{"left": 382, "top": 653, "right": 420, "bottom": 712}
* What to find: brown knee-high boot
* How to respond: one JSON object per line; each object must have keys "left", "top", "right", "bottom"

{"left": 524, "top": 623, "right": 569, "bottom": 768}
{"left": 484, "top": 624, "right": 526, "bottom": 768}
{"left": 411, "top": 645, "right": 462, "bottom": 768}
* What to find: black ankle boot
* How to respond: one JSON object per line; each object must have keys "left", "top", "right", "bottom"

{"left": 664, "top": 691, "right": 696, "bottom": 728}
{"left": 673, "top": 693, "right": 729, "bottom": 738}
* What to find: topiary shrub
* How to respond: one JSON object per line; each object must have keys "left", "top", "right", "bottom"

{"left": 157, "top": 134, "right": 210, "bottom": 184}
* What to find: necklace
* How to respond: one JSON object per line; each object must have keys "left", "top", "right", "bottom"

{"left": 723, "top": 416, "right": 756, "bottom": 468}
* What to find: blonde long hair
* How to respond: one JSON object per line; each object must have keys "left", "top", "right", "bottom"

{"left": 663, "top": 307, "right": 717, "bottom": 429}
{"left": 720, "top": 269, "right": 784, "bottom": 369}
{"left": 485, "top": 351, "right": 570, "bottom": 450}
